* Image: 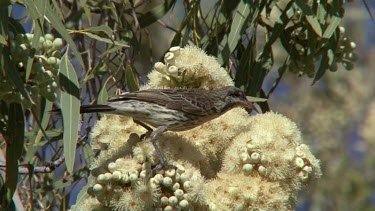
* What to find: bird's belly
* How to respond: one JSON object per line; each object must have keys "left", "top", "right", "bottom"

{"left": 109, "top": 100, "right": 199, "bottom": 130}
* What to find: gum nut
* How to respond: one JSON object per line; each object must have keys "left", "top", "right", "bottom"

{"left": 299, "top": 171, "right": 309, "bottom": 180}
{"left": 25, "top": 33, "right": 34, "bottom": 41}
{"left": 93, "top": 183, "right": 103, "bottom": 192}
{"left": 339, "top": 26, "right": 345, "bottom": 34}
{"left": 296, "top": 150, "right": 305, "bottom": 158}
{"left": 180, "top": 173, "right": 190, "bottom": 184}
{"left": 164, "top": 52, "right": 175, "bottom": 64}
{"left": 104, "top": 172, "right": 112, "bottom": 181}
{"left": 53, "top": 38, "right": 63, "bottom": 49}
{"left": 154, "top": 174, "right": 164, "bottom": 184}
{"left": 295, "top": 157, "right": 305, "bottom": 168}
{"left": 240, "top": 153, "right": 250, "bottom": 163}
{"left": 140, "top": 170, "right": 147, "bottom": 179}
{"left": 179, "top": 199, "right": 189, "bottom": 209}
{"left": 45, "top": 70, "right": 54, "bottom": 78}
{"left": 168, "top": 196, "right": 178, "bottom": 206}
{"left": 97, "top": 174, "right": 106, "bottom": 183}
{"left": 164, "top": 205, "right": 173, "bottom": 211}
{"left": 47, "top": 57, "right": 58, "bottom": 65}
{"left": 38, "top": 36, "right": 45, "bottom": 45}
{"left": 51, "top": 81, "right": 58, "bottom": 88}
{"left": 43, "top": 40, "right": 53, "bottom": 50}
{"left": 161, "top": 196, "right": 169, "bottom": 205}
{"left": 163, "top": 177, "right": 173, "bottom": 187}
{"left": 107, "top": 162, "right": 117, "bottom": 172}
{"left": 183, "top": 181, "right": 192, "bottom": 191}
{"left": 115, "top": 158, "right": 125, "bottom": 165}
{"left": 165, "top": 168, "right": 176, "bottom": 177}
{"left": 174, "top": 189, "right": 184, "bottom": 199}
{"left": 172, "top": 182, "right": 180, "bottom": 191}
{"left": 176, "top": 165, "right": 185, "bottom": 174}
{"left": 44, "top": 33, "right": 54, "bottom": 41}
{"left": 251, "top": 152, "right": 260, "bottom": 162}
{"left": 349, "top": 42, "right": 356, "bottom": 49}
{"left": 258, "top": 165, "right": 266, "bottom": 175}
{"left": 129, "top": 173, "right": 139, "bottom": 182}
{"left": 19, "top": 44, "right": 28, "bottom": 50}
{"left": 154, "top": 62, "right": 167, "bottom": 74}
{"left": 242, "top": 164, "right": 253, "bottom": 174}
{"left": 167, "top": 66, "right": 178, "bottom": 76}
{"left": 112, "top": 171, "right": 122, "bottom": 181}
{"left": 169, "top": 46, "right": 181, "bottom": 55}
{"left": 175, "top": 173, "right": 181, "bottom": 182}
{"left": 303, "top": 166, "right": 313, "bottom": 173}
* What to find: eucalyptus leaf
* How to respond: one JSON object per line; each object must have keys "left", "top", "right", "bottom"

{"left": 138, "top": 0, "right": 176, "bottom": 28}
{"left": 59, "top": 52, "right": 80, "bottom": 174}
{"left": 125, "top": 65, "right": 140, "bottom": 92}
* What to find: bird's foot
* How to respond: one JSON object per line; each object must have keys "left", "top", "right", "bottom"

{"left": 140, "top": 130, "right": 152, "bottom": 141}
{"left": 153, "top": 163, "right": 177, "bottom": 173}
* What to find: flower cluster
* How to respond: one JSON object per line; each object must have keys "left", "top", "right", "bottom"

{"left": 73, "top": 46, "right": 321, "bottom": 210}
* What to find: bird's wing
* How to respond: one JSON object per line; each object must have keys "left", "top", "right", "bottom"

{"left": 108, "top": 89, "right": 216, "bottom": 116}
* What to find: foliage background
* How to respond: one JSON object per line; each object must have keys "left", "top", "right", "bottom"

{"left": 0, "top": 0, "right": 374, "bottom": 210}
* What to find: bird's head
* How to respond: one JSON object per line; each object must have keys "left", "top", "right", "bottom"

{"left": 220, "top": 86, "right": 258, "bottom": 112}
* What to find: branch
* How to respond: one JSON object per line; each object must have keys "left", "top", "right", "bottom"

{"left": 0, "top": 156, "right": 65, "bottom": 174}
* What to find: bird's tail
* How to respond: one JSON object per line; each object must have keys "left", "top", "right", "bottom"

{"left": 51, "top": 104, "right": 116, "bottom": 114}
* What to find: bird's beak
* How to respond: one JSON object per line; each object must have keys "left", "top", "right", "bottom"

{"left": 244, "top": 101, "right": 260, "bottom": 113}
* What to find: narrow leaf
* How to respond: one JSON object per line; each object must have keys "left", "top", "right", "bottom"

{"left": 81, "top": 25, "right": 113, "bottom": 37}
{"left": 246, "top": 96, "right": 267, "bottom": 102}
{"left": 97, "top": 84, "right": 108, "bottom": 105}
{"left": 59, "top": 52, "right": 80, "bottom": 174}
{"left": 218, "top": 0, "right": 252, "bottom": 64}
{"left": 81, "top": 31, "right": 129, "bottom": 47}
{"left": 0, "top": 34, "right": 6, "bottom": 45}
{"left": 306, "top": 16, "right": 322, "bottom": 37}
{"left": 5, "top": 103, "right": 24, "bottom": 201}
{"left": 125, "top": 65, "right": 140, "bottom": 92}
{"left": 323, "top": 16, "right": 341, "bottom": 38}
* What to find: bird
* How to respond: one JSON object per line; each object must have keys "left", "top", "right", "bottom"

{"left": 58, "top": 86, "right": 258, "bottom": 170}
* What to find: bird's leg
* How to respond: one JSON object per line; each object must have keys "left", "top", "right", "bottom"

{"left": 133, "top": 119, "right": 153, "bottom": 140}
{"left": 150, "top": 126, "right": 176, "bottom": 172}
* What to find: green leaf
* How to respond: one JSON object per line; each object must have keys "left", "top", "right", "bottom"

{"left": 125, "top": 65, "right": 139, "bottom": 92}
{"left": 246, "top": 96, "right": 268, "bottom": 102}
{"left": 72, "top": 175, "right": 94, "bottom": 209}
{"left": 22, "top": 0, "right": 44, "bottom": 19}
{"left": 5, "top": 48, "right": 34, "bottom": 105}
{"left": 0, "top": 34, "right": 6, "bottom": 45}
{"left": 59, "top": 52, "right": 80, "bottom": 174}
{"left": 81, "top": 25, "right": 113, "bottom": 37}
{"left": 312, "top": 50, "right": 329, "bottom": 85}
{"left": 138, "top": 0, "right": 176, "bottom": 28}
{"left": 97, "top": 84, "right": 108, "bottom": 105}
{"left": 81, "top": 31, "right": 129, "bottom": 47}
{"left": 45, "top": 2, "right": 85, "bottom": 68}
{"left": 217, "top": 0, "right": 252, "bottom": 64}
{"left": 306, "top": 16, "right": 322, "bottom": 37}
{"left": 4, "top": 103, "right": 24, "bottom": 202}
{"left": 323, "top": 16, "right": 341, "bottom": 38}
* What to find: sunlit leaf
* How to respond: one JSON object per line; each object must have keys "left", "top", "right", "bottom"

{"left": 0, "top": 34, "right": 6, "bottom": 45}
{"left": 81, "top": 31, "right": 129, "bottom": 47}
{"left": 59, "top": 52, "right": 80, "bottom": 174}
{"left": 323, "top": 16, "right": 341, "bottom": 38}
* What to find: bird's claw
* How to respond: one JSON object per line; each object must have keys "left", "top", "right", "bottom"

{"left": 140, "top": 130, "right": 152, "bottom": 141}
{"left": 152, "top": 163, "right": 177, "bottom": 173}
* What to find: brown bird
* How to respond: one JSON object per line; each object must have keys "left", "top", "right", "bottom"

{"left": 77, "top": 86, "right": 257, "bottom": 170}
